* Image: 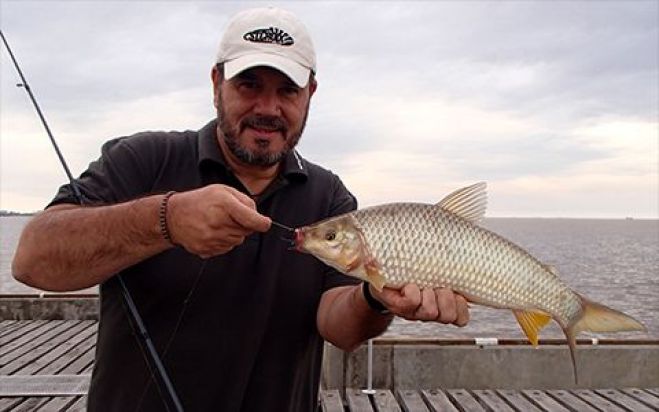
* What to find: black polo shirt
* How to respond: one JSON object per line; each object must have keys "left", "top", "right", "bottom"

{"left": 49, "top": 120, "right": 359, "bottom": 411}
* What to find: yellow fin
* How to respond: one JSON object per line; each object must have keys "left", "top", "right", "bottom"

{"left": 436, "top": 182, "right": 487, "bottom": 223}
{"left": 513, "top": 310, "right": 552, "bottom": 346}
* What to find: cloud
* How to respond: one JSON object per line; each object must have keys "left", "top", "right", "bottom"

{"left": 1, "top": 0, "right": 657, "bottom": 217}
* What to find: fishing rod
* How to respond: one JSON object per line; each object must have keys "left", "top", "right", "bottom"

{"left": 0, "top": 30, "right": 184, "bottom": 412}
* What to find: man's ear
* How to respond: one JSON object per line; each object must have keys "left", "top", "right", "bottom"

{"left": 211, "top": 66, "right": 221, "bottom": 108}
{"left": 308, "top": 78, "right": 318, "bottom": 97}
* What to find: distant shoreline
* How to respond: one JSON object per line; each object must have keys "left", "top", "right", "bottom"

{"left": 0, "top": 211, "right": 35, "bottom": 217}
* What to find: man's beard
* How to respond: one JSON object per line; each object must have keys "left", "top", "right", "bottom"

{"left": 217, "top": 95, "right": 309, "bottom": 167}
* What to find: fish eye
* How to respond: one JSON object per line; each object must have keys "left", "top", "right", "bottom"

{"left": 325, "top": 230, "right": 336, "bottom": 241}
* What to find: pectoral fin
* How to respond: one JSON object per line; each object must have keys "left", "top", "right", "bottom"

{"left": 365, "top": 259, "right": 386, "bottom": 291}
{"left": 349, "top": 219, "right": 387, "bottom": 291}
{"left": 513, "top": 310, "right": 552, "bottom": 346}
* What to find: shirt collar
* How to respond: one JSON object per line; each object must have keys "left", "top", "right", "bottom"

{"left": 197, "top": 119, "right": 308, "bottom": 181}
{"left": 198, "top": 120, "right": 227, "bottom": 169}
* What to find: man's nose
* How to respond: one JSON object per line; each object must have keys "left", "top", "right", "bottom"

{"left": 253, "top": 90, "right": 281, "bottom": 116}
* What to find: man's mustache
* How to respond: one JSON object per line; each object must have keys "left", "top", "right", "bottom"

{"left": 241, "top": 115, "right": 288, "bottom": 132}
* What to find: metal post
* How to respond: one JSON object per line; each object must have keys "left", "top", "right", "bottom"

{"left": 362, "top": 339, "right": 376, "bottom": 395}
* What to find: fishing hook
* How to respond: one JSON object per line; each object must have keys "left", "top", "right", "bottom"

{"left": 270, "top": 220, "right": 295, "bottom": 232}
{"left": 270, "top": 220, "right": 298, "bottom": 249}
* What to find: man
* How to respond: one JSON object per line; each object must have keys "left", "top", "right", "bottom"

{"left": 13, "top": 7, "right": 469, "bottom": 411}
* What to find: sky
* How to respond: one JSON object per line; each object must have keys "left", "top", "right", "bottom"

{"left": 1, "top": 0, "right": 657, "bottom": 218}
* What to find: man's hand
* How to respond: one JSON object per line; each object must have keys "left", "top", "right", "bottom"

{"left": 371, "top": 284, "right": 470, "bottom": 326}
{"left": 167, "top": 184, "right": 271, "bottom": 258}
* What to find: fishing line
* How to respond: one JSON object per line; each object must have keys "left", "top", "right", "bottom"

{"left": 271, "top": 220, "right": 295, "bottom": 232}
{"left": 1, "top": 30, "right": 184, "bottom": 412}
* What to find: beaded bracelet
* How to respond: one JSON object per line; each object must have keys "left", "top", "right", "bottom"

{"left": 159, "top": 191, "right": 176, "bottom": 244}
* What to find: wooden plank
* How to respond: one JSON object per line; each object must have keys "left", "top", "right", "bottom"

{"left": 571, "top": 389, "right": 626, "bottom": 411}
{"left": 66, "top": 396, "right": 87, "bottom": 412}
{"left": 59, "top": 341, "right": 96, "bottom": 375}
{"left": 421, "top": 389, "right": 457, "bottom": 412}
{"left": 37, "top": 330, "right": 96, "bottom": 375}
{"left": 34, "top": 397, "right": 78, "bottom": 411}
{"left": 346, "top": 388, "right": 374, "bottom": 412}
{"left": 595, "top": 389, "right": 656, "bottom": 412}
{"left": 6, "top": 397, "right": 49, "bottom": 412}
{"left": 471, "top": 390, "right": 514, "bottom": 412}
{"left": 320, "top": 389, "right": 344, "bottom": 412}
{"left": 0, "top": 321, "right": 20, "bottom": 338}
{"left": 0, "top": 321, "right": 88, "bottom": 375}
{"left": 19, "top": 322, "right": 97, "bottom": 375}
{"left": 447, "top": 389, "right": 486, "bottom": 411}
{"left": 0, "top": 374, "right": 90, "bottom": 396}
{"left": 0, "top": 397, "right": 24, "bottom": 411}
{"left": 496, "top": 390, "right": 542, "bottom": 411}
{"left": 0, "top": 320, "right": 50, "bottom": 351}
{"left": 0, "top": 321, "right": 72, "bottom": 368}
{"left": 523, "top": 390, "right": 570, "bottom": 412}
{"left": 80, "top": 355, "right": 95, "bottom": 374}
{"left": 372, "top": 390, "right": 401, "bottom": 412}
{"left": 65, "top": 396, "right": 87, "bottom": 412}
{"left": 0, "top": 321, "right": 36, "bottom": 340}
{"left": 397, "top": 390, "right": 429, "bottom": 412}
{"left": 546, "top": 390, "right": 598, "bottom": 412}
{"left": 0, "top": 321, "right": 53, "bottom": 345}
{"left": 645, "top": 388, "right": 659, "bottom": 397}
{"left": 622, "top": 388, "right": 659, "bottom": 409}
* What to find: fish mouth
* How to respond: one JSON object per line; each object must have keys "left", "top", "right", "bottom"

{"left": 293, "top": 229, "right": 305, "bottom": 252}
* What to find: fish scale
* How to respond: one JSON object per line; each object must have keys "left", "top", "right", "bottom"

{"left": 294, "top": 182, "right": 646, "bottom": 382}
{"left": 354, "top": 203, "right": 575, "bottom": 319}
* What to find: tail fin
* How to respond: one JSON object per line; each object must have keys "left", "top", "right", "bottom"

{"left": 572, "top": 295, "right": 646, "bottom": 334}
{"left": 565, "top": 295, "right": 646, "bottom": 384}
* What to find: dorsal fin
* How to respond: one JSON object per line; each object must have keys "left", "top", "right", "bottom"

{"left": 436, "top": 182, "right": 487, "bottom": 223}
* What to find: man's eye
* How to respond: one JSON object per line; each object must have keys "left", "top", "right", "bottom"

{"left": 281, "top": 86, "right": 300, "bottom": 96}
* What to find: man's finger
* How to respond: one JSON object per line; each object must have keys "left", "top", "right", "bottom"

{"left": 224, "top": 186, "right": 257, "bottom": 208}
{"left": 225, "top": 196, "right": 271, "bottom": 232}
{"left": 436, "top": 287, "right": 458, "bottom": 324}
{"left": 398, "top": 284, "right": 422, "bottom": 316}
{"left": 415, "top": 288, "right": 439, "bottom": 320}
{"left": 454, "top": 294, "right": 470, "bottom": 327}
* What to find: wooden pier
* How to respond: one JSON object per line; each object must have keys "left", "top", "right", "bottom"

{"left": 1, "top": 320, "right": 658, "bottom": 411}
{"left": 0, "top": 320, "right": 94, "bottom": 411}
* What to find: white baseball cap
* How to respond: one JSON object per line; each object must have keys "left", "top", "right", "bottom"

{"left": 216, "top": 7, "right": 317, "bottom": 88}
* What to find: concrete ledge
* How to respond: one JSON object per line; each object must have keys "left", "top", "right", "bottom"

{"left": 0, "top": 295, "right": 99, "bottom": 320}
{"left": 323, "top": 339, "right": 659, "bottom": 390}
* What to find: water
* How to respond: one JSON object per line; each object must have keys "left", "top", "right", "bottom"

{"left": 1, "top": 216, "right": 98, "bottom": 295}
{"left": 387, "top": 218, "right": 659, "bottom": 340}
{"left": 1, "top": 216, "right": 32, "bottom": 294}
{"left": 1, "top": 216, "right": 658, "bottom": 339}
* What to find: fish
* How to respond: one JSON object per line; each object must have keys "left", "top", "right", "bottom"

{"left": 293, "top": 182, "right": 646, "bottom": 382}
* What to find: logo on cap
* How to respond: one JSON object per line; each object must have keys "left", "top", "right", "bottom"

{"left": 243, "top": 27, "right": 294, "bottom": 46}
